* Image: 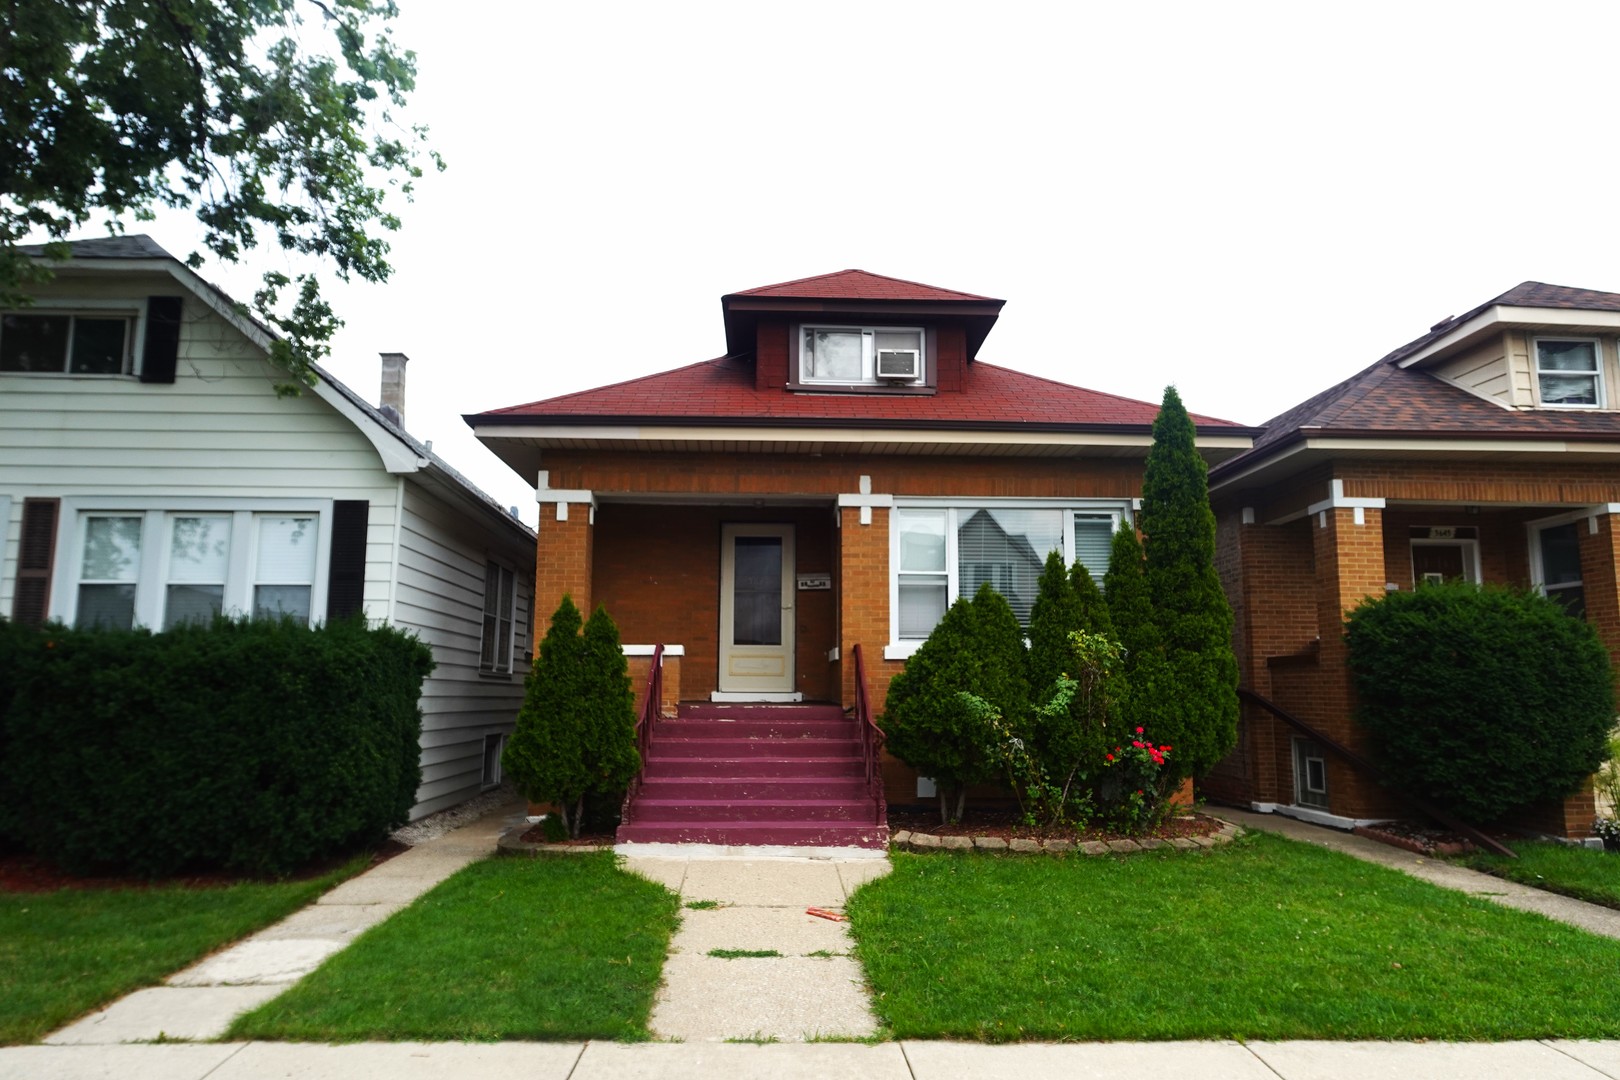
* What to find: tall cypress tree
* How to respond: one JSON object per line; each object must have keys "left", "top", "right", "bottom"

{"left": 1028, "top": 549, "right": 1082, "bottom": 698}
{"left": 1070, "top": 559, "right": 1114, "bottom": 637}
{"left": 503, "top": 595, "right": 592, "bottom": 835}
{"left": 1104, "top": 522, "right": 1160, "bottom": 743}
{"left": 1138, "top": 385, "right": 1239, "bottom": 781}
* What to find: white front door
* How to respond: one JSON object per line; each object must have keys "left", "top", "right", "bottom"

{"left": 717, "top": 524, "right": 797, "bottom": 699}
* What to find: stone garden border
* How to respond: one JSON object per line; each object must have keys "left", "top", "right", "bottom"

{"left": 891, "top": 820, "right": 1242, "bottom": 856}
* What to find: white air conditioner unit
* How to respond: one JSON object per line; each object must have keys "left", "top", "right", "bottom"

{"left": 875, "top": 349, "right": 920, "bottom": 380}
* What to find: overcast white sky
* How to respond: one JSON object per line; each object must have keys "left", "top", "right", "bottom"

{"left": 108, "top": 1, "right": 1620, "bottom": 525}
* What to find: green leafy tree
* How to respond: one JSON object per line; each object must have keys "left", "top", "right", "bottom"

{"left": 503, "top": 596, "right": 592, "bottom": 837}
{"left": 1347, "top": 582, "right": 1614, "bottom": 823}
{"left": 1137, "top": 385, "right": 1239, "bottom": 782}
{"left": 884, "top": 583, "right": 1030, "bottom": 823}
{"left": 579, "top": 604, "right": 641, "bottom": 799}
{"left": 2, "top": 0, "right": 441, "bottom": 388}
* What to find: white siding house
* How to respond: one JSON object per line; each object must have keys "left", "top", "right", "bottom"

{"left": 0, "top": 235, "right": 535, "bottom": 819}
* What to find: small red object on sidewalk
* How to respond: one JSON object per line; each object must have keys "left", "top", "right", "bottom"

{"left": 806, "top": 907, "right": 849, "bottom": 922}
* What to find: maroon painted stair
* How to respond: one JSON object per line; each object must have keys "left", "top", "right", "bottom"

{"left": 616, "top": 703, "right": 889, "bottom": 848}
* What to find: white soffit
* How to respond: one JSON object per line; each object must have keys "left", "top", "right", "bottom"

{"left": 1399, "top": 305, "right": 1620, "bottom": 369}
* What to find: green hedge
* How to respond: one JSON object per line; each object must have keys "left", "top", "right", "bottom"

{"left": 0, "top": 618, "right": 433, "bottom": 876}
{"left": 1346, "top": 582, "right": 1614, "bottom": 823}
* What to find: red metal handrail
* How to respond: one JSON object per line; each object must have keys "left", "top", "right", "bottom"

{"left": 621, "top": 644, "right": 664, "bottom": 827}
{"left": 852, "top": 644, "right": 887, "bottom": 825}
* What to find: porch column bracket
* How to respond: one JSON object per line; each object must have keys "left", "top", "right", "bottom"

{"left": 535, "top": 470, "right": 596, "bottom": 524}
{"left": 837, "top": 475, "right": 893, "bottom": 526}
{"left": 1308, "top": 480, "right": 1385, "bottom": 527}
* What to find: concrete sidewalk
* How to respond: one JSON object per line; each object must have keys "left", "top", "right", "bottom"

{"left": 41, "top": 797, "right": 528, "bottom": 1046}
{"left": 1211, "top": 807, "right": 1620, "bottom": 941}
{"left": 621, "top": 853, "right": 890, "bottom": 1041}
{"left": 8, "top": 1038, "right": 1620, "bottom": 1079}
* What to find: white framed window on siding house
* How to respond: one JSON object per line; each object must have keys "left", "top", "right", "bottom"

{"left": 53, "top": 499, "right": 332, "bottom": 630}
{"left": 1530, "top": 518, "right": 1586, "bottom": 618}
{"left": 888, "top": 500, "right": 1129, "bottom": 658}
{"left": 0, "top": 305, "right": 141, "bottom": 375}
{"left": 1534, "top": 337, "right": 1604, "bottom": 408}
{"left": 480, "top": 561, "right": 516, "bottom": 674}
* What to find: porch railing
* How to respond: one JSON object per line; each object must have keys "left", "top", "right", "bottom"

{"left": 1237, "top": 686, "right": 1515, "bottom": 859}
{"left": 852, "top": 644, "right": 887, "bottom": 825}
{"left": 620, "top": 643, "right": 664, "bottom": 827}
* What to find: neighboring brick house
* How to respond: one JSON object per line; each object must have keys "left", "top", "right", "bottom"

{"left": 467, "top": 270, "right": 1253, "bottom": 812}
{"left": 1203, "top": 282, "right": 1620, "bottom": 838}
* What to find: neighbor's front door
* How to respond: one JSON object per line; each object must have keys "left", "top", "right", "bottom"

{"left": 718, "top": 524, "right": 796, "bottom": 698}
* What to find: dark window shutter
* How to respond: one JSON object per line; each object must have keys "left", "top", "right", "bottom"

{"left": 13, "top": 498, "right": 60, "bottom": 627}
{"left": 326, "top": 500, "right": 369, "bottom": 621}
{"left": 139, "top": 296, "right": 183, "bottom": 384}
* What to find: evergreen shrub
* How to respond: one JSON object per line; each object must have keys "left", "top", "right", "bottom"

{"left": 0, "top": 617, "right": 432, "bottom": 876}
{"left": 1346, "top": 581, "right": 1615, "bottom": 823}
{"left": 884, "top": 583, "right": 1030, "bottom": 822}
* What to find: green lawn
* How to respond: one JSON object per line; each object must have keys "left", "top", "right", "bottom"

{"left": 228, "top": 853, "right": 680, "bottom": 1042}
{"left": 0, "top": 858, "right": 366, "bottom": 1045}
{"left": 1461, "top": 840, "right": 1620, "bottom": 910}
{"left": 847, "top": 834, "right": 1620, "bottom": 1042}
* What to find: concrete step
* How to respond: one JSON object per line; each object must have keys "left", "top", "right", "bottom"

{"left": 648, "top": 737, "right": 860, "bottom": 759}
{"left": 653, "top": 718, "right": 856, "bottom": 740}
{"left": 675, "top": 703, "right": 847, "bottom": 722}
{"left": 615, "top": 820, "right": 890, "bottom": 848}
{"left": 640, "top": 776, "right": 869, "bottom": 800}
{"left": 632, "top": 797, "right": 874, "bottom": 823}
{"left": 642, "top": 756, "right": 864, "bottom": 779}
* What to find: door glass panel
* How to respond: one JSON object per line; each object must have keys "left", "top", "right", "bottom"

{"left": 732, "top": 536, "right": 782, "bottom": 646}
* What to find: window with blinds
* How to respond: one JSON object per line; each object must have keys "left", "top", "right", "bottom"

{"left": 892, "top": 503, "right": 1129, "bottom": 643}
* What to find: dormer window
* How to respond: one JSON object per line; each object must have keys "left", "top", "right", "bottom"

{"left": 799, "top": 325, "right": 924, "bottom": 386}
{"left": 1, "top": 311, "right": 134, "bottom": 375}
{"left": 1534, "top": 337, "right": 1603, "bottom": 408}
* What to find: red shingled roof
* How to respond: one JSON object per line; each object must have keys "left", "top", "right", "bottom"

{"left": 728, "top": 269, "right": 1000, "bottom": 303}
{"left": 477, "top": 357, "right": 1242, "bottom": 430}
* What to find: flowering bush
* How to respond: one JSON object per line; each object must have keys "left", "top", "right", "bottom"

{"left": 1591, "top": 816, "right": 1620, "bottom": 851}
{"left": 1099, "top": 728, "right": 1174, "bottom": 833}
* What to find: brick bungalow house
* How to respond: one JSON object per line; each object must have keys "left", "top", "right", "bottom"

{"left": 466, "top": 270, "right": 1253, "bottom": 844}
{"left": 1202, "top": 282, "right": 1620, "bottom": 839}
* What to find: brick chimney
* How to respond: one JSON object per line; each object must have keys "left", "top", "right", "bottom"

{"left": 379, "top": 352, "right": 408, "bottom": 426}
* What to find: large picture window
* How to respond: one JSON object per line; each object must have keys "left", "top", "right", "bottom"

{"left": 889, "top": 502, "right": 1127, "bottom": 654}
{"left": 65, "top": 504, "right": 328, "bottom": 630}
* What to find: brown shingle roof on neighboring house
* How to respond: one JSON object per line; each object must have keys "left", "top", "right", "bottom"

{"left": 1215, "top": 281, "right": 1620, "bottom": 479}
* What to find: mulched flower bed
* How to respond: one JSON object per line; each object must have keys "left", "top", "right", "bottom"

{"left": 0, "top": 840, "right": 409, "bottom": 894}
{"left": 516, "top": 823, "right": 616, "bottom": 847}
{"left": 886, "top": 804, "right": 1224, "bottom": 845}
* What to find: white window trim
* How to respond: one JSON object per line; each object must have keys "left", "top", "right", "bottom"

{"left": 481, "top": 732, "right": 507, "bottom": 788}
{"left": 0, "top": 299, "right": 147, "bottom": 378}
{"left": 49, "top": 497, "right": 333, "bottom": 629}
{"left": 1526, "top": 514, "right": 1587, "bottom": 604}
{"left": 1408, "top": 538, "right": 1481, "bottom": 586}
{"left": 1532, "top": 335, "right": 1604, "bottom": 410}
{"left": 798, "top": 324, "right": 927, "bottom": 387}
{"left": 479, "top": 559, "right": 518, "bottom": 675}
{"left": 884, "top": 499, "right": 1132, "bottom": 659}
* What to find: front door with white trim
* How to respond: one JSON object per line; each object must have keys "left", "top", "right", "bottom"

{"left": 717, "top": 524, "right": 797, "bottom": 699}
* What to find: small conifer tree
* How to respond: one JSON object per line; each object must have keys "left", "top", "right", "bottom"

{"left": 1138, "top": 385, "right": 1239, "bottom": 782}
{"left": 1070, "top": 560, "right": 1113, "bottom": 637}
{"left": 1028, "top": 549, "right": 1082, "bottom": 698}
{"left": 1104, "top": 520, "right": 1163, "bottom": 749}
{"left": 884, "top": 583, "right": 1030, "bottom": 823}
{"left": 503, "top": 596, "right": 592, "bottom": 836}
{"left": 579, "top": 604, "right": 641, "bottom": 798}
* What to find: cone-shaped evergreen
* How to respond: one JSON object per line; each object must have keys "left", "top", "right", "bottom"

{"left": 1138, "top": 385, "right": 1239, "bottom": 781}
{"left": 1028, "top": 549, "right": 1081, "bottom": 698}
{"left": 503, "top": 595, "right": 592, "bottom": 835}
{"left": 580, "top": 604, "right": 641, "bottom": 796}
{"left": 1071, "top": 559, "right": 1113, "bottom": 637}
{"left": 1103, "top": 522, "right": 1161, "bottom": 743}
{"left": 883, "top": 583, "right": 1030, "bottom": 821}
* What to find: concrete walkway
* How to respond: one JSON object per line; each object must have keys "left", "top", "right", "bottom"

{"left": 1211, "top": 807, "right": 1620, "bottom": 940}
{"left": 620, "top": 853, "right": 890, "bottom": 1041}
{"left": 41, "top": 798, "right": 528, "bottom": 1046}
{"left": 10, "top": 1038, "right": 1620, "bottom": 1079}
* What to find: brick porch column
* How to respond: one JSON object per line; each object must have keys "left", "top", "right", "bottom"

{"left": 1308, "top": 484, "right": 1393, "bottom": 820}
{"left": 836, "top": 478, "right": 892, "bottom": 709}
{"left": 533, "top": 476, "right": 595, "bottom": 639}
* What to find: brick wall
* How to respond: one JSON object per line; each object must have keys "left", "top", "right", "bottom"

{"left": 533, "top": 499, "right": 593, "bottom": 638}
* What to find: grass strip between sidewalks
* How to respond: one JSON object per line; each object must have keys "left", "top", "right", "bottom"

{"left": 0, "top": 856, "right": 368, "bottom": 1045}
{"left": 228, "top": 852, "right": 679, "bottom": 1042}
{"left": 847, "top": 832, "right": 1620, "bottom": 1042}
{"left": 1460, "top": 839, "right": 1620, "bottom": 911}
